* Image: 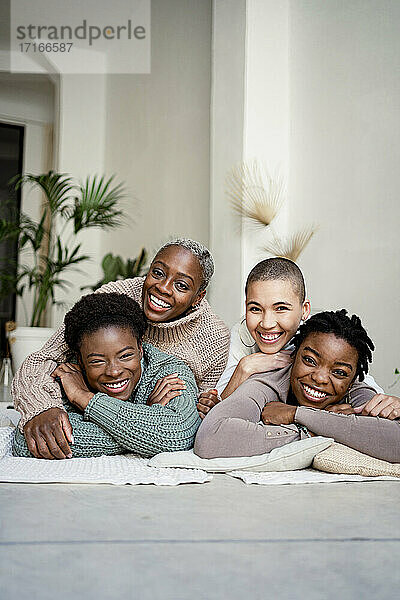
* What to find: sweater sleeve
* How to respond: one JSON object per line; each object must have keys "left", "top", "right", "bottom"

{"left": 294, "top": 406, "right": 400, "bottom": 462}
{"left": 83, "top": 379, "right": 201, "bottom": 458}
{"left": 197, "top": 317, "right": 230, "bottom": 393}
{"left": 362, "top": 373, "right": 384, "bottom": 394}
{"left": 194, "top": 369, "right": 300, "bottom": 458}
{"left": 215, "top": 322, "right": 249, "bottom": 395}
{"left": 348, "top": 380, "right": 378, "bottom": 407}
{"left": 11, "top": 278, "right": 143, "bottom": 429}
{"left": 12, "top": 407, "right": 126, "bottom": 458}
{"left": 12, "top": 326, "right": 69, "bottom": 430}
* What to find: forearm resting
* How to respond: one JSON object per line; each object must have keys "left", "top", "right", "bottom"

{"left": 295, "top": 406, "right": 400, "bottom": 462}
{"left": 194, "top": 395, "right": 299, "bottom": 458}
{"left": 84, "top": 392, "right": 200, "bottom": 457}
{"left": 12, "top": 364, "right": 64, "bottom": 429}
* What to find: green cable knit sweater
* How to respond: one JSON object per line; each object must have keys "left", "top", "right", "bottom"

{"left": 13, "top": 343, "right": 201, "bottom": 459}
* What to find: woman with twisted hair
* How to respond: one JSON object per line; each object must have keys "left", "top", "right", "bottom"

{"left": 195, "top": 309, "right": 400, "bottom": 462}
{"left": 13, "top": 292, "right": 201, "bottom": 458}
{"left": 12, "top": 239, "right": 229, "bottom": 459}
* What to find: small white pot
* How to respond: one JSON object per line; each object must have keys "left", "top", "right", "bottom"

{"left": 7, "top": 326, "right": 57, "bottom": 372}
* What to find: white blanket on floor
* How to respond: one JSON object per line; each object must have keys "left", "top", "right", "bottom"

{"left": 227, "top": 469, "right": 399, "bottom": 485}
{"left": 0, "top": 427, "right": 211, "bottom": 486}
{"left": 2, "top": 424, "right": 398, "bottom": 486}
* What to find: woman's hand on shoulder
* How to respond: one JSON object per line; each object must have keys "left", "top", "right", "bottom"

{"left": 147, "top": 373, "right": 185, "bottom": 407}
{"left": 51, "top": 363, "right": 94, "bottom": 410}
{"left": 353, "top": 394, "right": 400, "bottom": 420}
{"left": 261, "top": 401, "right": 296, "bottom": 425}
{"left": 197, "top": 389, "right": 220, "bottom": 419}
{"left": 239, "top": 351, "right": 293, "bottom": 377}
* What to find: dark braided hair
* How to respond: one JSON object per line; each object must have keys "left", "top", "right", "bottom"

{"left": 292, "top": 309, "right": 374, "bottom": 381}
{"left": 64, "top": 292, "right": 147, "bottom": 357}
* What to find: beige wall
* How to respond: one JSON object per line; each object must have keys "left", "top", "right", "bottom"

{"left": 288, "top": 0, "right": 400, "bottom": 387}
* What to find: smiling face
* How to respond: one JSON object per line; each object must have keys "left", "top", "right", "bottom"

{"left": 245, "top": 279, "right": 311, "bottom": 354}
{"left": 142, "top": 245, "right": 205, "bottom": 322}
{"left": 290, "top": 332, "right": 359, "bottom": 409}
{"left": 79, "top": 326, "right": 143, "bottom": 401}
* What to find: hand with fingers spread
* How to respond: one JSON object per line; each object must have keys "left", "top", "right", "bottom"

{"left": 354, "top": 394, "right": 400, "bottom": 420}
{"left": 51, "top": 363, "right": 94, "bottom": 411}
{"left": 197, "top": 389, "right": 220, "bottom": 419}
{"left": 23, "top": 407, "right": 74, "bottom": 460}
{"left": 147, "top": 373, "right": 186, "bottom": 407}
{"left": 324, "top": 404, "right": 356, "bottom": 416}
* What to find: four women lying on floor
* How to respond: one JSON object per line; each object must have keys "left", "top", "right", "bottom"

{"left": 11, "top": 239, "right": 400, "bottom": 464}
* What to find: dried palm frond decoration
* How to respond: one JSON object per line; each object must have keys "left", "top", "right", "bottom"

{"left": 262, "top": 226, "right": 317, "bottom": 261}
{"left": 226, "top": 160, "right": 284, "bottom": 228}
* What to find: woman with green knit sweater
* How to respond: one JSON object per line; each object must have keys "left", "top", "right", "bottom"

{"left": 13, "top": 293, "right": 200, "bottom": 459}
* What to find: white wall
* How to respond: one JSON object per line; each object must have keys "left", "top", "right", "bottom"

{"left": 102, "top": 0, "right": 212, "bottom": 269}
{"left": 52, "top": 74, "right": 107, "bottom": 325}
{"left": 288, "top": 0, "right": 400, "bottom": 386}
{"left": 208, "top": 0, "right": 246, "bottom": 325}
{"left": 242, "top": 0, "right": 290, "bottom": 298}
{"left": 49, "top": 0, "right": 212, "bottom": 326}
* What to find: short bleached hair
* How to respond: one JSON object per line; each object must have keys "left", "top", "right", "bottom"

{"left": 156, "top": 238, "right": 214, "bottom": 291}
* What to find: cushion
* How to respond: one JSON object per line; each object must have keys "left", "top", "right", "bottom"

{"left": 148, "top": 436, "right": 333, "bottom": 472}
{"left": 0, "top": 408, "right": 20, "bottom": 428}
{"left": 313, "top": 442, "right": 400, "bottom": 478}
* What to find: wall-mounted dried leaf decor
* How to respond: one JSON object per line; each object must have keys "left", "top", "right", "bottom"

{"left": 263, "top": 226, "right": 317, "bottom": 261}
{"left": 226, "top": 160, "right": 284, "bottom": 228}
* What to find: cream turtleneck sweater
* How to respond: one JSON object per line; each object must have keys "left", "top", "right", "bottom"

{"left": 12, "top": 277, "right": 230, "bottom": 428}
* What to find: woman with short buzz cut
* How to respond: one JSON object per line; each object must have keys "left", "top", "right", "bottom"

{"left": 12, "top": 238, "right": 230, "bottom": 459}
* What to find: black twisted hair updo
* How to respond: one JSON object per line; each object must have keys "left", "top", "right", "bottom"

{"left": 64, "top": 292, "right": 147, "bottom": 357}
{"left": 292, "top": 309, "right": 374, "bottom": 381}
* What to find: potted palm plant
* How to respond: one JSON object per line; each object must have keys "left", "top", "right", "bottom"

{"left": 0, "top": 170, "right": 125, "bottom": 370}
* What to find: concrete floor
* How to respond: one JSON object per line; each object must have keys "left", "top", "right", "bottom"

{"left": 1, "top": 476, "right": 399, "bottom": 600}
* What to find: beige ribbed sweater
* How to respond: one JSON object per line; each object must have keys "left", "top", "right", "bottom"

{"left": 12, "top": 277, "right": 230, "bottom": 428}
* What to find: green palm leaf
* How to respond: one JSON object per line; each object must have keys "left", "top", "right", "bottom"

{"left": 72, "top": 175, "right": 125, "bottom": 233}
{"left": 3, "top": 170, "right": 127, "bottom": 327}
{"left": 11, "top": 171, "right": 75, "bottom": 213}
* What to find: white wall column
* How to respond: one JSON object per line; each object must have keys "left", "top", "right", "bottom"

{"left": 242, "top": 0, "right": 290, "bottom": 290}
{"left": 210, "top": 0, "right": 290, "bottom": 323}
{"left": 209, "top": 0, "right": 246, "bottom": 325}
{"left": 53, "top": 74, "right": 107, "bottom": 326}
